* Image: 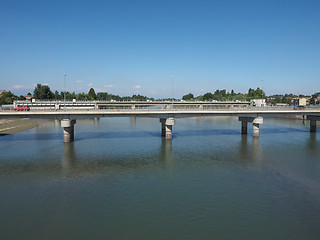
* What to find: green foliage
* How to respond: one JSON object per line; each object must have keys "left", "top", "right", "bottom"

{"left": 182, "top": 93, "right": 194, "bottom": 101}
{"left": 191, "top": 89, "right": 248, "bottom": 101}
{"left": 8, "top": 83, "right": 318, "bottom": 106}
{"left": 203, "top": 92, "right": 214, "bottom": 101}
{"left": 33, "top": 84, "right": 54, "bottom": 100}
{"left": 0, "top": 91, "right": 17, "bottom": 105}
{"left": 246, "top": 88, "right": 266, "bottom": 100}
{"left": 309, "top": 94, "right": 319, "bottom": 105}
{"left": 88, "top": 88, "right": 97, "bottom": 100}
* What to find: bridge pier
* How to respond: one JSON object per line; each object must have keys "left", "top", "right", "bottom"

{"left": 61, "top": 119, "right": 76, "bottom": 143}
{"left": 160, "top": 118, "right": 175, "bottom": 140}
{"left": 239, "top": 116, "right": 263, "bottom": 137}
{"left": 241, "top": 120, "right": 248, "bottom": 134}
{"left": 307, "top": 115, "right": 320, "bottom": 132}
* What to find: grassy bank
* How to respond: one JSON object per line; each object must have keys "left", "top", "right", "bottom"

{"left": 0, "top": 118, "right": 38, "bottom": 135}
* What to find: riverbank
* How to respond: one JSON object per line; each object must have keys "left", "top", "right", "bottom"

{"left": 0, "top": 118, "right": 38, "bottom": 135}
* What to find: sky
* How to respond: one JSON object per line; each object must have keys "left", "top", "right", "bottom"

{"left": 1, "top": 0, "right": 319, "bottom": 98}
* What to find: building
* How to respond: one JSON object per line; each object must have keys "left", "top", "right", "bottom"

{"left": 299, "top": 98, "right": 307, "bottom": 106}
{"left": 24, "top": 94, "right": 33, "bottom": 100}
{"left": 251, "top": 99, "right": 266, "bottom": 107}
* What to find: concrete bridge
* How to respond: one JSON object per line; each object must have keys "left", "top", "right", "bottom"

{"left": 1, "top": 107, "right": 320, "bottom": 142}
{"left": 13, "top": 100, "right": 251, "bottom": 110}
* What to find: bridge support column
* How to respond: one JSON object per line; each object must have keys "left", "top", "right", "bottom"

{"left": 61, "top": 119, "right": 76, "bottom": 143}
{"left": 239, "top": 116, "right": 263, "bottom": 137}
{"left": 241, "top": 121, "right": 248, "bottom": 134}
{"left": 307, "top": 115, "right": 320, "bottom": 132}
{"left": 252, "top": 117, "right": 263, "bottom": 137}
{"left": 160, "top": 118, "right": 175, "bottom": 140}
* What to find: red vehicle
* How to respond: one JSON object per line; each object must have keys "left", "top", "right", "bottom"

{"left": 14, "top": 105, "right": 30, "bottom": 111}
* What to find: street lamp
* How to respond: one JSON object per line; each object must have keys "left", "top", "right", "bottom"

{"left": 261, "top": 79, "right": 264, "bottom": 98}
{"left": 64, "top": 74, "right": 66, "bottom": 111}
{"left": 171, "top": 76, "right": 174, "bottom": 110}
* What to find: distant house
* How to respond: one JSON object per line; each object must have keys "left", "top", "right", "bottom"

{"left": 291, "top": 97, "right": 308, "bottom": 106}
{"left": 266, "top": 97, "right": 275, "bottom": 103}
{"left": 25, "top": 94, "right": 33, "bottom": 100}
{"left": 299, "top": 98, "right": 307, "bottom": 106}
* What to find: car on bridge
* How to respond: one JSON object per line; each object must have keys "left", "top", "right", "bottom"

{"left": 14, "top": 105, "right": 30, "bottom": 111}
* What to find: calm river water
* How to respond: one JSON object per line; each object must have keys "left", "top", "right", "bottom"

{"left": 0, "top": 116, "right": 320, "bottom": 240}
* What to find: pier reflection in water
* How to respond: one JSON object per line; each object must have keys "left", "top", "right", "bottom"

{"left": 0, "top": 117, "right": 320, "bottom": 240}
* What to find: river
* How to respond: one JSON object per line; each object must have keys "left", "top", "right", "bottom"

{"left": 0, "top": 116, "right": 319, "bottom": 240}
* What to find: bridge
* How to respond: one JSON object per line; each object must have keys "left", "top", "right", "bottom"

{"left": 12, "top": 100, "right": 251, "bottom": 111}
{"left": 1, "top": 105, "right": 320, "bottom": 142}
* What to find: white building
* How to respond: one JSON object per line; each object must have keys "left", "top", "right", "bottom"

{"left": 251, "top": 99, "right": 266, "bottom": 107}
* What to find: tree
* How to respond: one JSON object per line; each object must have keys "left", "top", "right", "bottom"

{"left": 54, "top": 90, "right": 60, "bottom": 100}
{"left": 203, "top": 92, "right": 214, "bottom": 101}
{"left": 0, "top": 91, "right": 17, "bottom": 105}
{"left": 182, "top": 93, "right": 194, "bottom": 101}
{"left": 33, "top": 84, "right": 54, "bottom": 100}
{"left": 18, "top": 95, "right": 26, "bottom": 100}
{"left": 88, "top": 88, "right": 97, "bottom": 100}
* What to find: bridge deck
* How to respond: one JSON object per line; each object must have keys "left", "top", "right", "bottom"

{"left": 1, "top": 108, "right": 320, "bottom": 120}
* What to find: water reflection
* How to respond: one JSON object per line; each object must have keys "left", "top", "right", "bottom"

{"left": 252, "top": 137, "right": 261, "bottom": 162}
{"left": 307, "top": 132, "right": 318, "bottom": 155}
{"left": 54, "top": 119, "right": 60, "bottom": 127}
{"left": 94, "top": 117, "right": 99, "bottom": 126}
{"left": 238, "top": 135, "right": 261, "bottom": 163}
{"left": 239, "top": 135, "right": 248, "bottom": 159}
{"left": 130, "top": 117, "right": 136, "bottom": 128}
{"left": 62, "top": 142, "right": 76, "bottom": 172}
{"left": 159, "top": 139, "right": 173, "bottom": 169}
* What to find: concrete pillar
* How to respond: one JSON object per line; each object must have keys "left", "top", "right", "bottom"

{"left": 165, "top": 125, "right": 173, "bottom": 139}
{"left": 239, "top": 116, "right": 263, "bottom": 137}
{"left": 160, "top": 118, "right": 175, "bottom": 140}
{"left": 252, "top": 123, "right": 260, "bottom": 137}
{"left": 239, "top": 117, "right": 254, "bottom": 135}
{"left": 160, "top": 118, "right": 166, "bottom": 137}
{"left": 132, "top": 104, "right": 136, "bottom": 110}
{"left": 252, "top": 117, "right": 263, "bottom": 137}
{"left": 310, "top": 120, "right": 317, "bottom": 132}
{"left": 241, "top": 121, "right": 248, "bottom": 135}
{"left": 61, "top": 119, "right": 76, "bottom": 143}
{"left": 306, "top": 115, "right": 320, "bottom": 132}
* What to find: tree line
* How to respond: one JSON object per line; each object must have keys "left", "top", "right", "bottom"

{"left": 0, "top": 84, "right": 152, "bottom": 105}
{"left": 182, "top": 88, "right": 266, "bottom": 102}
{"left": 1, "top": 84, "right": 319, "bottom": 105}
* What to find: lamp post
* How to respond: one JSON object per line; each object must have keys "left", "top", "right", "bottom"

{"left": 171, "top": 76, "right": 174, "bottom": 110}
{"left": 261, "top": 79, "right": 264, "bottom": 98}
{"left": 64, "top": 74, "right": 66, "bottom": 111}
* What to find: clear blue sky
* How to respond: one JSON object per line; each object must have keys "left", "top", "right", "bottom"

{"left": 1, "top": 0, "right": 319, "bottom": 98}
